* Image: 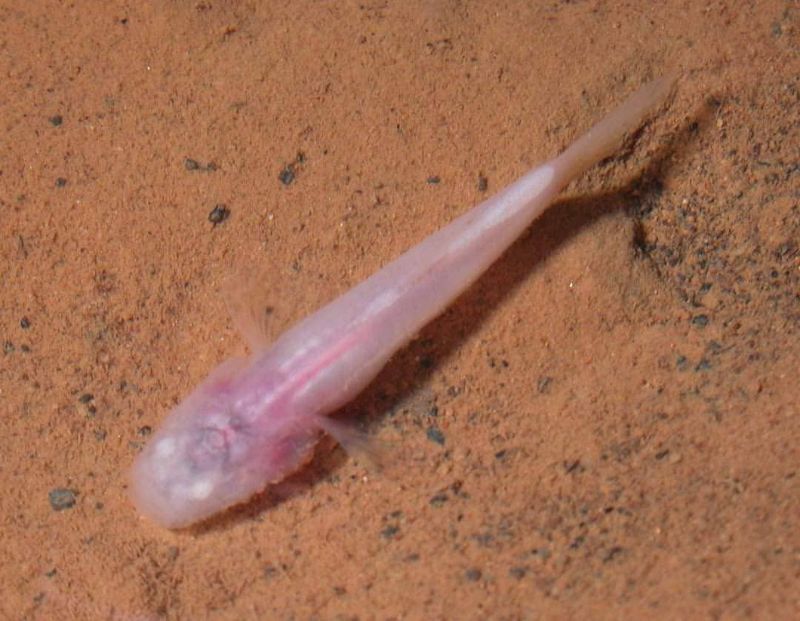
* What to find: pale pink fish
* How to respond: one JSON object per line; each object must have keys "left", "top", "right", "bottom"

{"left": 131, "top": 76, "right": 674, "bottom": 528}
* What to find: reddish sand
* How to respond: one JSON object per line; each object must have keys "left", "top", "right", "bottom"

{"left": 1, "top": 2, "right": 798, "bottom": 619}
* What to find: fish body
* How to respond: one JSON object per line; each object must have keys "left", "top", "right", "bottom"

{"left": 131, "top": 76, "right": 674, "bottom": 528}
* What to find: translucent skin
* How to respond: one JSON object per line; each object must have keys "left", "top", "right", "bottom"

{"left": 130, "top": 76, "right": 674, "bottom": 528}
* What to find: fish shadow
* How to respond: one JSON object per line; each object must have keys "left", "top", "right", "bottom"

{"left": 350, "top": 105, "right": 705, "bottom": 431}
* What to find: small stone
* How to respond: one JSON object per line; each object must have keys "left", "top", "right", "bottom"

{"left": 603, "top": 546, "right": 624, "bottom": 562}
{"left": 208, "top": 204, "right": 230, "bottom": 225}
{"left": 49, "top": 488, "right": 77, "bottom": 511}
{"left": 532, "top": 547, "right": 551, "bottom": 560}
{"left": 278, "top": 167, "right": 295, "bottom": 185}
{"left": 426, "top": 427, "right": 445, "bottom": 445}
{"left": 429, "top": 492, "right": 448, "bottom": 507}
{"left": 263, "top": 564, "right": 279, "bottom": 579}
{"left": 695, "top": 358, "right": 712, "bottom": 371}
{"left": 509, "top": 566, "right": 527, "bottom": 579}
{"left": 537, "top": 376, "right": 553, "bottom": 393}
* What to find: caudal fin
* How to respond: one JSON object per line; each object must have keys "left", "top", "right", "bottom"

{"left": 552, "top": 74, "right": 676, "bottom": 185}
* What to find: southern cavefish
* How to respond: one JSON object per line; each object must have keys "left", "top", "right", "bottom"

{"left": 131, "top": 76, "right": 674, "bottom": 528}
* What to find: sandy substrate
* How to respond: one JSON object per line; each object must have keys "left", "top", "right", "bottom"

{"left": 1, "top": 2, "right": 798, "bottom": 619}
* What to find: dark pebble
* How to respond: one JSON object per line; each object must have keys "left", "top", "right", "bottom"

{"left": 532, "top": 547, "right": 551, "bottom": 560}
{"left": 426, "top": 427, "right": 445, "bottom": 445}
{"left": 429, "top": 492, "right": 448, "bottom": 507}
{"left": 3, "top": 341, "right": 13, "bottom": 354}
{"left": 55, "top": 177, "right": 67, "bottom": 188}
{"left": 184, "top": 158, "right": 201, "bottom": 171}
{"left": 78, "top": 393, "right": 94, "bottom": 403}
{"left": 537, "top": 376, "right": 553, "bottom": 393}
{"left": 477, "top": 174, "right": 488, "bottom": 192}
{"left": 137, "top": 425, "right": 152, "bottom": 436}
{"left": 464, "top": 568, "right": 482, "bottom": 582}
{"left": 20, "top": 317, "right": 30, "bottom": 329}
{"left": 604, "top": 546, "right": 624, "bottom": 562}
{"left": 48, "top": 488, "right": 77, "bottom": 511}
{"left": 509, "top": 566, "right": 527, "bottom": 579}
{"left": 381, "top": 525, "right": 400, "bottom": 539}
{"left": 49, "top": 115, "right": 63, "bottom": 126}
{"left": 208, "top": 204, "right": 230, "bottom": 225}
{"left": 676, "top": 355, "right": 689, "bottom": 371}
{"left": 695, "top": 358, "right": 712, "bottom": 371}
{"left": 278, "top": 167, "right": 295, "bottom": 185}
{"left": 426, "top": 175, "right": 441, "bottom": 185}
{"left": 691, "top": 314, "right": 709, "bottom": 327}
{"left": 263, "top": 564, "right": 279, "bottom": 579}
